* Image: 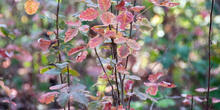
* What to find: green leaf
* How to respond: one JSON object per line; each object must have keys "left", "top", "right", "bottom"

{"left": 44, "top": 68, "right": 61, "bottom": 75}
{"left": 8, "top": 34, "right": 16, "bottom": 40}
{"left": 57, "top": 92, "right": 69, "bottom": 107}
{"left": 157, "top": 99, "right": 175, "bottom": 108}
{"left": 62, "top": 67, "right": 80, "bottom": 76}
{"left": 40, "top": 66, "right": 55, "bottom": 74}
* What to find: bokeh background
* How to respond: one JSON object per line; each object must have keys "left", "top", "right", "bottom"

{"left": 0, "top": 0, "right": 220, "bottom": 110}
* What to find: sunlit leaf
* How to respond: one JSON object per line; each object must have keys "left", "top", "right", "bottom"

{"left": 116, "top": 11, "right": 134, "bottom": 30}
{"left": 98, "top": 0, "right": 111, "bottom": 11}
{"left": 62, "top": 67, "right": 80, "bottom": 76}
{"left": 79, "top": 8, "right": 99, "bottom": 21}
{"left": 100, "top": 12, "right": 116, "bottom": 25}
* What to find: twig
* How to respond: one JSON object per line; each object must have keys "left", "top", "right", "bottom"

{"left": 150, "top": 102, "right": 155, "bottom": 110}
{"left": 190, "top": 95, "right": 194, "bottom": 110}
{"left": 206, "top": 0, "right": 215, "bottom": 110}
{"left": 67, "top": 65, "right": 70, "bottom": 110}
{"left": 94, "top": 48, "right": 115, "bottom": 99}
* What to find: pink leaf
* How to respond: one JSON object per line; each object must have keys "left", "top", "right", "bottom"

{"left": 100, "top": 12, "right": 116, "bottom": 25}
{"left": 114, "top": 37, "right": 127, "bottom": 44}
{"left": 49, "top": 83, "right": 68, "bottom": 90}
{"left": 195, "top": 87, "right": 218, "bottom": 93}
{"left": 125, "top": 80, "right": 134, "bottom": 92}
{"left": 130, "top": 6, "right": 145, "bottom": 13}
{"left": 79, "top": 8, "right": 99, "bottom": 21}
{"left": 88, "top": 36, "right": 104, "bottom": 48}
{"left": 158, "top": 81, "right": 176, "bottom": 88}
{"left": 126, "top": 39, "right": 141, "bottom": 50}
{"left": 65, "top": 20, "right": 81, "bottom": 27}
{"left": 104, "top": 30, "right": 116, "bottom": 38}
{"left": 117, "top": 45, "right": 130, "bottom": 58}
{"left": 116, "top": 63, "right": 129, "bottom": 74}
{"left": 148, "top": 72, "right": 164, "bottom": 83}
{"left": 146, "top": 85, "right": 158, "bottom": 96}
{"left": 212, "top": 98, "right": 220, "bottom": 104}
{"left": 64, "top": 28, "right": 78, "bottom": 43}
{"left": 98, "top": 0, "right": 111, "bottom": 11}
{"left": 116, "top": 11, "right": 134, "bottom": 30}
{"left": 68, "top": 45, "right": 87, "bottom": 56}
{"left": 38, "top": 92, "right": 59, "bottom": 104}
{"left": 76, "top": 51, "right": 88, "bottom": 63}
{"left": 79, "top": 25, "right": 89, "bottom": 33}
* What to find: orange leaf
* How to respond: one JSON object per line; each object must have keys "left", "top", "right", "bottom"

{"left": 126, "top": 39, "right": 141, "bottom": 50}
{"left": 38, "top": 38, "right": 52, "bottom": 51}
{"left": 68, "top": 45, "right": 87, "bottom": 56}
{"left": 117, "top": 45, "right": 130, "bottom": 58}
{"left": 64, "top": 28, "right": 78, "bottom": 43}
{"left": 100, "top": 12, "right": 116, "bottom": 25}
{"left": 79, "top": 8, "right": 99, "bottom": 21}
{"left": 116, "top": 11, "right": 134, "bottom": 30}
{"left": 130, "top": 6, "right": 145, "bottom": 13}
{"left": 38, "top": 92, "right": 59, "bottom": 104}
{"left": 88, "top": 36, "right": 104, "bottom": 48}
{"left": 98, "top": 0, "right": 111, "bottom": 11}
{"left": 24, "top": 0, "right": 40, "bottom": 15}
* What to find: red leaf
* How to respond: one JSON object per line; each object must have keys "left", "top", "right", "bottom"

{"left": 146, "top": 85, "right": 158, "bottom": 96}
{"left": 117, "top": 45, "right": 130, "bottom": 58}
{"left": 38, "top": 38, "right": 52, "bottom": 51}
{"left": 76, "top": 51, "right": 88, "bottom": 63}
{"left": 114, "top": 37, "right": 127, "bottom": 44}
{"left": 158, "top": 81, "right": 176, "bottom": 88}
{"left": 88, "top": 35, "right": 104, "bottom": 48}
{"left": 79, "top": 8, "right": 99, "bottom": 21}
{"left": 0, "top": 49, "right": 10, "bottom": 58}
{"left": 98, "top": 0, "right": 111, "bottom": 11}
{"left": 149, "top": 0, "right": 180, "bottom": 7}
{"left": 115, "top": 0, "right": 126, "bottom": 11}
{"left": 126, "top": 39, "right": 141, "bottom": 50}
{"left": 65, "top": 20, "right": 81, "bottom": 27}
{"left": 79, "top": 25, "right": 89, "bottom": 33}
{"left": 130, "top": 6, "right": 145, "bottom": 13}
{"left": 148, "top": 72, "right": 164, "bottom": 82}
{"left": 103, "top": 102, "right": 112, "bottom": 110}
{"left": 64, "top": 28, "right": 78, "bottom": 43}
{"left": 116, "top": 11, "right": 134, "bottom": 30}
{"left": 100, "top": 12, "right": 116, "bottom": 25}
{"left": 49, "top": 83, "right": 68, "bottom": 90}
{"left": 38, "top": 92, "right": 59, "bottom": 104}
{"left": 68, "top": 45, "right": 87, "bottom": 56}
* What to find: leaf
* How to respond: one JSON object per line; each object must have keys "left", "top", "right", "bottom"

{"left": 157, "top": 99, "right": 175, "bottom": 108}
{"left": 195, "top": 87, "right": 218, "bottom": 93}
{"left": 149, "top": 0, "right": 180, "bottom": 7}
{"left": 40, "top": 66, "right": 55, "bottom": 74}
{"left": 79, "top": 8, "right": 99, "bottom": 21}
{"left": 65, "top": 20, "right": 81, "bottom": 27}
{"left": 98, "top": 0, "right": 111, "bottom": 11}
{"left": 115, "top": 0, "right": 126, "bottom": 11}
{"left": 134, "top": 89, "right": 157, "bottom": 102}
{"left": 136, "top": 18, "right": 153, "bottom": 32}
{"left": 126, "top": 75, "right": 141, "bottom": 80}
{"left": 91, "top": 25, "right": 106, "bottom": 35}
{"left": 88, "top": 35, "right": 104, "bottom": 48}
{"left": 64, "top": 28, "right": 78, "bottom": 43}
{"left": 57, "top": 92, "right": 69, "bottom": 107}
{"left": 49, "top": 83, "right": 68, "bottom": 90}
{"left": 24, "top": 0, "right": 40, "bottom": 15}
{"left": 116, "top": 11, "right": 134, "bottom": 30}
{"left": 130, "top": 6, "right": 145, "bottom": 13}
{"left": 158, "top": 81, "right": 176, "bottom": 88}
{"left": 68, "top": 45, "right": 87, "bottom": 56}
{"left": 114, "top": 37, "right": 127, "bottom": 44}
{"left": 44, "top": 68, "right": 61, "bottom": 75}
{"left": 62, "top": 67, "right": 80, "bottom": 76}
{"left": 38, "top": 38, "right": 52, "bottom": 51}
{"left": 212, "top": 98, "right": 220, "bottom": 104}
{"left": 70, "top": 84, "right": 88, "bottom": 106}
{"left": 116, "top": 64, "right": 129, "bottom": 74}
{"left": 88, "top": 101, "right": 100, "bottom": 110}
{"left": 117, "top": 45, "right": 130, "bottom": 58}
{"left": 104, "top": 30, "right": 116, "bottom": 38}
{"left": 100, "top": 12, "right": 116, "bottom": 25}
{"left": 55, "top": 62, "right": 69, "bottom": 69}
{"left": 38, "top": 92, "right": 59, "bottom": 104}
{"left": 126, "top": 39, "right": 141, "bottom": 50}
{"left": 79, "top": 25, "right": 89, "bottom": 33}
{"left": 76, "top": 51, "right": 88, "bottom": 63}
{"left": 146, "top": 85, "right": 158, "bottom": 96}
{"left": 148, "top": 72, "right": 164, "bottom": 82}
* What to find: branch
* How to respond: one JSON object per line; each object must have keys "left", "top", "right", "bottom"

{"left": 206, "top": 0, "right": 215, "bottom": 110}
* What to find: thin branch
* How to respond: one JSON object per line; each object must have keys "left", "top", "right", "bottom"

{"left": 94, "top": 48, "right": 115, "bottom": 99}
{"left": 67, "top": 65, "right": 70, "bottom": 110}
{"left": 206, "top": 0, "right": 215, "bottom": 110}
{"left": 190, "top": 95, "right": 194, "bottom": 110}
